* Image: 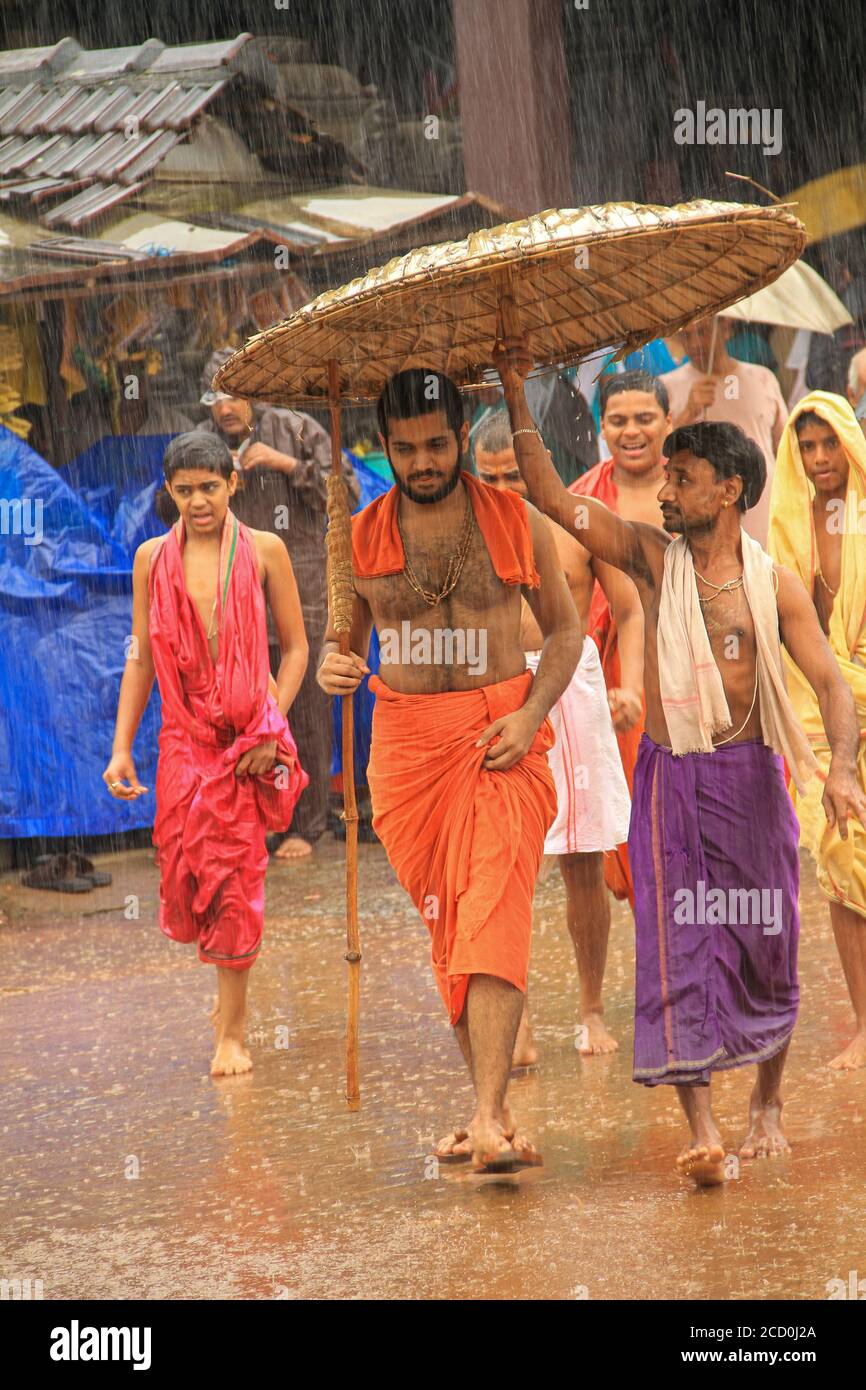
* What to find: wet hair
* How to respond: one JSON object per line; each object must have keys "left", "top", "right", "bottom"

{"left": 473, "top": 407, "right": 514, "bottom": 457}
{"left": 663, "top": 422, "right": 766, "bottom": 512}
{"left": 794, "top": 409, "right": 829, "bottom": 435}
{"left": 163, "top": 431, "right": 234, "bottom": 482}
{"left": 154, "top": 485, "right": 179, "bottom": 527}
{"left": 376, "top": 368, "right": 463, "bottom": 441}
{"left": 600, "top": 369, "right": 669, "bottom": 416}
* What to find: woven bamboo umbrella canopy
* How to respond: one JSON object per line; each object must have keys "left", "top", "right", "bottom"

{"left": 215, "top": 198, "right": 804, "bottom": 1115}
{"left": 213, "top": 199, "right": 806, "bottom": 407}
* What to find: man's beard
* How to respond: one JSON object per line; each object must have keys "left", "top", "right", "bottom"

{"left": 390, "top": 457, "right": 463, "bottom": 505}
{"left": 662, "top": 510, "right": 714, "bottom": 536}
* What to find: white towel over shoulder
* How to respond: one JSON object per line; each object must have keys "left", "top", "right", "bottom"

{"left": 657, "top": 532, "right": 817, "bottom": 791}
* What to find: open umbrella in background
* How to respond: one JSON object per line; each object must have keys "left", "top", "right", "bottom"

{"left": 697, "top": 258, "right": 854, "bottom": 404}
{"left": 719, "top": 259, "right": 853, "bottom": 334}
{"left": 213, "top": 197, "right": 806, "bottom": 1112}
{"left": 785, "top": 166, "right": 866, "bottom": 245}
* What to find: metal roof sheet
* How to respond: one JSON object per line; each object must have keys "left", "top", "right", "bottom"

{"left": 27, "top": 234, "right": 151, "bottom": 262}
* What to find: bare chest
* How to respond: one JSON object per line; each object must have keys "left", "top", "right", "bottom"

{"left": 181, "top": 550, "right": 220, "bottom": 660}
{"left": 643, "top": 583, "right": 760, "bottom": 745}
{"left": 357, "top": 526, "right": 523, "bottom": 689}
{"left": 362, "top": 524, "right": 507, "bottom": 626}
{"left": 176, "top": 543, "right": 264, "bottom": 663}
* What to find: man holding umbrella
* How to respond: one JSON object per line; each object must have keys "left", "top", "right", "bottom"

{"left": 499, "top": 332, "right": 865, "bottom": 1185}
{"left": 317, "top": 367, "right": 582, "bottom": 1172}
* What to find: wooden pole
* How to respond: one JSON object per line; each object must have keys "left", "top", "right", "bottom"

{"left": 37, "top": 298, "right": 72, "bottom": 465}
{"left": 325, "top": 358, "right": 362, "bottom": 1111}
{"left": 702, "top": 316, "right": 720, "bottom": 421}
{"left": 499, "top": 283, "right": 524, "bottom": 349}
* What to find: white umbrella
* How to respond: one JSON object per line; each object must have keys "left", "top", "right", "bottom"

{"left": 719, "top": 259, "right": 852, "bottom": 333}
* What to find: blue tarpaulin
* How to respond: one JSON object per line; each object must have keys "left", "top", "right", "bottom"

{"left": 0, "top": 429, "right": 164, "bottom": 838}
{"left": 0, "top": 427, "right": 388, "bottom": 839}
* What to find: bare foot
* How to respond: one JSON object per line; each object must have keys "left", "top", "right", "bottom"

{"left": 511, "top": 1010, "right": 538, "bottom": 1070}
{"left": 740, "top": 1089, "right": 790, "bottom": 1159}
{"left": 469, "top": 1117, "right": 542, "bottom": 1172}
{"left": 829, "top": 1030, "right": 866, "bottom": 1071}
{"left": 676, "top": 1141, "right": 727, "bottom": 1187}
{"left": 469, "top": 1116, "right": 510, "bottom": 1164}
{"left": 273, "top": 835, "right": 313, "bottom": 861}
{"left": 210, "top": 1038, "right": 253, "bottom": 1077}
{"left": 578, "top": 1012, "right": 618, "bottom": 1056}
{"left": 434, "top": 1129, "right": 473, "bottom": 1163}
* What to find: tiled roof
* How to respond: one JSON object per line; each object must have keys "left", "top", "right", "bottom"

{"left": 0, "top": 35, "right": 250, "bottom": 228}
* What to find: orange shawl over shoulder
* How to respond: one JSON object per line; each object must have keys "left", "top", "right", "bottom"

{"left": 352, "top": 470, "right": 540, "bottom": 586}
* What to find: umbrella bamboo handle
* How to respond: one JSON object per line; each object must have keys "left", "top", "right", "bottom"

{"left": 498, "top": 289, "right": 524, "bottom": 343}
{"left": 326, "top": 358, "right": 361, "bottom": 1112}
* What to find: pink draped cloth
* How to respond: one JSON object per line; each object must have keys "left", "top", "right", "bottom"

{"left": 148, "top": 510, "right": 307, "bottom": 969}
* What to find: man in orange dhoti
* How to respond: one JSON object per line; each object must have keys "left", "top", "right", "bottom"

{"left": 570, "top": 371, "right": 672, "bottom": 904}
{"left": 318, "top": 369, "right": 582, "bottom": 1171}
{"left": 104, "top": 434, "right": 308, "bottom": 1076}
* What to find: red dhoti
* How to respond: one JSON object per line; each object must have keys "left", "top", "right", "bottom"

{"left": 570, "top": 460, "right": 643, "bottom": 905}
{"left": 148, "top": 511, "right": 307, "bottom": 969}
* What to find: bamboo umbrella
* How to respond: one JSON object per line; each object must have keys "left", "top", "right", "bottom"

{"left": 213, "top": 197, "right": 806, "bottom": 1111}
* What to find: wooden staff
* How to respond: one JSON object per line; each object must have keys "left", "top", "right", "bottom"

{"left": 325, "top": 358, "right": 362, "bottom": 1111}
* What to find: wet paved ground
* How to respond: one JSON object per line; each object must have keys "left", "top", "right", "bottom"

{"left": 2, "top": 837, "right": 865, "bottom": 1301}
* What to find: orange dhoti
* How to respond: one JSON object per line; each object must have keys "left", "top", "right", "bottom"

{"left": 366, "top": 670, "right": 556, "bottom": 1025}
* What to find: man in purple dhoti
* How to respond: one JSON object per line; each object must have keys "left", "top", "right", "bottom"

{"left": 629, "top": 737, "right": 800, "bottom": 1088}
{"left": 497, "top": 334, "right": 866, "bottom": 1186}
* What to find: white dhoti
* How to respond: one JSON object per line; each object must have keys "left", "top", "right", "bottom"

{"left": 525, "top": 637, "right": 631, "bottom": 856}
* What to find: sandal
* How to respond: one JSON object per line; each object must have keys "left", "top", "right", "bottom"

{"left": 66, "top": 852, "right": 112, "bottom": 888}
{"left": 21, "top": 853, "right": 94, "bottom": 894}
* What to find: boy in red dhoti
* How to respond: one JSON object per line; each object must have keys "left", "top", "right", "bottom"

{"left": 104, "top": 433, "right": 309, "bottom": 1076}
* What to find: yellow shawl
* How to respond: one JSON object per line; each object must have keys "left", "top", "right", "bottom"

{"left": 768, "top": 390, "right": 866, "bottom": 918}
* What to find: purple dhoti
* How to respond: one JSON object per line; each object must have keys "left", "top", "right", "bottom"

{"left": 630, "top": 734, "right": 800, "bottom": 1086}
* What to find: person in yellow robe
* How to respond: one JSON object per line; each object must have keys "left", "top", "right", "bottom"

{"left": 768, "top": 390, "right": 866, "bottom": 1068}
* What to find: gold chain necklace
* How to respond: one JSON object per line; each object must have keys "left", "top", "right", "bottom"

{"left": 398, "top": 494, "right": 475, "bottom": 607}
{"left": 694, "top": 568, "right": 744, "bottom": 605}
